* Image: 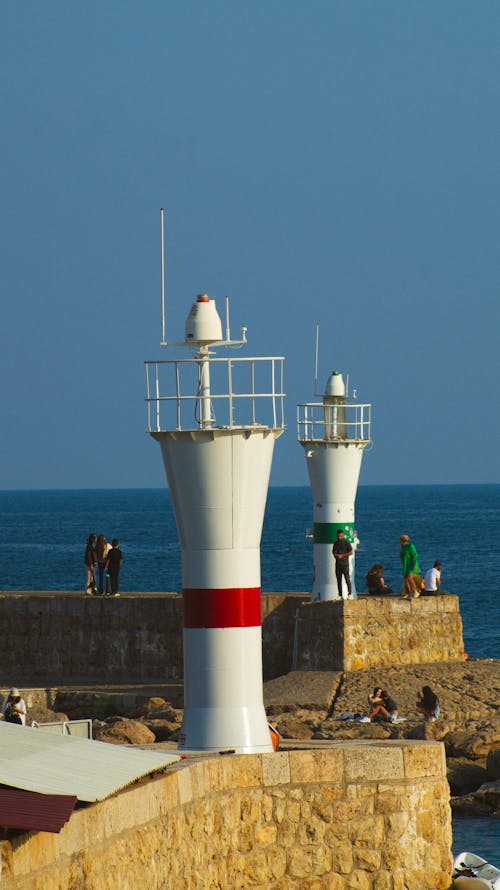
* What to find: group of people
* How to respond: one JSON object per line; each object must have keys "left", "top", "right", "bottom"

{"left": 364, "top": 534, "right": 442, "bottom": 599}
{"left": 84, "top": 534, "right": 123, "bottom": 597}
{"left": 331, "top": 529, "right": 442, "bottom": 599}
{"left": 367, "top": 684, "right": 440, "bottom": 723}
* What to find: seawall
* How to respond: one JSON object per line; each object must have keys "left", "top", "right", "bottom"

{"left": 0, "top": 592, "right": 463, "bottom": 686}
{"left": 0, "top": 741, "right": 453, "bottom": 889}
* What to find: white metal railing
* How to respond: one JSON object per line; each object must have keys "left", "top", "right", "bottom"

{"left": 297, "top": 401, "right": 371, "bottom": 443}
{"left": 31, "top": 718, "right": 93, "bottom": 739}
{"left": 145, "top": 356, "right": 285, "bottom": 432}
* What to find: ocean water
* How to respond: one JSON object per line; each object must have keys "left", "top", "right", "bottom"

{"left": 0, "top": 484, "right": 498, "bottom": 860}
{"left": 0, "top": 484, "right": 497, "bottom": 660}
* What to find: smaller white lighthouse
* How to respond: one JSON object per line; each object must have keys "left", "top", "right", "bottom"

{"left": 297, "top": 371, "right": 371, "bottom": 601}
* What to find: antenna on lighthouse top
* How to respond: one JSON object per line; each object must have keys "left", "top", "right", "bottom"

{"left": 160, "top": 208, "right": 166, "bottom": 345}
{"left": 313, "top": 323, "right": 320, "bottom": 396}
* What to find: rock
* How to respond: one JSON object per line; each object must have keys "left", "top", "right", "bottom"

{"left": 314, "top": 721, "right": 391, "bottom": 741}
{"left": 275, "top": 718, "right": 315, "bottom": 740}
{"left": 28, "top": 706, "right": 70, "bottom": 725}
{"left": 446, "top": 721, "right": 500, "bottom": 762}
{"left": 447, "top": 759, "right": 489, "bottom": 795}
{"left": 474, "top": 779, "right": 500, "bottom": 816}
{"left": 141, "top": 718, "right": 181, "bottom": 742}
{"left": 132, "top": 697, "right": 168, "bottom": 717}
{"left": 94, "top": 718, "right": 156, "bottom": 746}
{"left": 406, "top": 721, "right": 450, "bottom": 742}
{"left": 451, "top": 779, "right": 500, "bottom": 817}
{"left": 486, "top": 747, "right": 500, "bottom": 780}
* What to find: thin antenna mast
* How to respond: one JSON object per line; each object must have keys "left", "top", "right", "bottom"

{"left": 225, "top": 296, "right": 230, "bottom": 340}
{"left": 314, "top": 323, "right": 320, "bottom": 395}
{"left": 160, "top": 208, "right": 166, "bottom": 345}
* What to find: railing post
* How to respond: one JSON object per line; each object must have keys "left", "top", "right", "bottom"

{"left": 228, "top": 359, "right": 234, "bottom": 427}
{"left": 145, "top": 364, "right": 151, "bottom": 432}
{"left": 175, "top": 363, "right": 181, "bottom": 430}
{"left": 155, "top": 365, "right": 161, "bottom": 432}
{"left": 271, "top": 360, "right": 277, "bottom": 428}
{"left": 250, "top": 361, "right": 256, "bottom": 425}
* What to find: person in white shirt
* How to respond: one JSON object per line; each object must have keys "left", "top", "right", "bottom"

{"left": 2, "top": 687, "right": 27, "bottom": 725}
{"left": 423, "top": 561, "right": 441, "bottom": 594}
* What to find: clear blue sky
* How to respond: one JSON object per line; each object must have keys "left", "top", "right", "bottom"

{"left": 1, "top": 2, "right": 499, "bottom": 489}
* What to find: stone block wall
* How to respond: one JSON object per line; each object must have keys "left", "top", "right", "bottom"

{"left": 0, "top": 592, "right": 463, "bottom": 687}
{"left": 295, "top": 596, "right": 464, "bottom": 672}
{"left": 262, "top": 593, "right": 309, "bottom": 678}
{"left": 0, "top": 741, "right": 453, "bottom": 889}
{"left": 0, "top": 594, "right": 184, "bottom": 685}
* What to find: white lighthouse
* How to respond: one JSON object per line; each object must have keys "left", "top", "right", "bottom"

{"left": 145, "top": 289, "right": 285, "bottom": 753}
{"left": 297, "top": 371, "right": 371, "bottom": 601}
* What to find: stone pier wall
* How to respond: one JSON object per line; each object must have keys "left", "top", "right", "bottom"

{"left": 0, "top": 592, "right": 463, "bottom": 687}
{"left": 295, "top": 596, "right": 464, "bottom": 672}
{"left": 0, "top": 741, "right": 453, "bottom": 890}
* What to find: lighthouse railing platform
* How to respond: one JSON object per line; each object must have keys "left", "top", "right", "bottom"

{"left": 145, "top": 356, "right": 285, "bottom": 432}
{"left": 297, "top": 402, "right": 371, "bottom": 444}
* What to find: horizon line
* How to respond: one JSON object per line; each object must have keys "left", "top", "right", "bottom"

{"left": 0, "top": 482, "right": 499, "bottom": 494}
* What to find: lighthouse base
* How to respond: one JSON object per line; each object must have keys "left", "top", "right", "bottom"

{"left": 178, "top": 706, "right": 273, "bottom": 754}
{"left": 179, "top": 626, "right": 273, "bottom": 753}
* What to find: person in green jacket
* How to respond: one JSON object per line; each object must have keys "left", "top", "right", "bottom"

{"left": 399, "top": 534, "right": 422, "bottom": 598}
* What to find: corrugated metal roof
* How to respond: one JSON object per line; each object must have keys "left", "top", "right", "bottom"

{"left": 0, "top": 788, "right": 76, "bottom": 833}
{"left": 0, "top": 721, "right": 179, "bottom": 802}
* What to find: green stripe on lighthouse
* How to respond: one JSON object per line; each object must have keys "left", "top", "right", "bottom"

{"left": 313, "top": 522, "right": 355, "bottom": 544}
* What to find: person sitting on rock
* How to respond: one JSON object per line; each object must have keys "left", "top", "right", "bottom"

{"left": 2, "top": 687, "right": 27, "bottom": 726}
{"left": 368, "top": 688, "right": 398, "bottom": 723}
{"left": 365, "top": 565, "right": 393, "bottom": 596}
{"left": 417, "top": 685, "right": 440, "bottom": 721}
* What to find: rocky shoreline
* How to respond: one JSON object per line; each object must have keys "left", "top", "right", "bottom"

{"left": 263, "top": 659, "right": 500, "bottom": 818}
{"left": 26, "top": 658, "right": 499, "bottom": 818}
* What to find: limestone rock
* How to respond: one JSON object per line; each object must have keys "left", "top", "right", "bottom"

{"left": 451, "top": 779, "right": 500, "bottom": 817}
{"left": 446, "top": 721, "right": 500, "bottom": 762}
{"left": 275, "top": 717, "right": 315, "bottom": 740}
{"left": 132, "top": 696, "right": 168, "bottom": 717}
{"left": 486, "top": 746, "right": 500, "bottom": 780}
{"left": 94, "top": 718, "right": 156, "bottom": 746}
{"left": 447, "top": 759, "right": 489, "bottom": 795}
{"left": 142, "top": 717, "right": 181, "bottom": 742}
{"left": 28, "top": 706, "right": 70, "bottom": 725}
{"left": 315, "top": 721, "right": 391, "bottom": 742}
{"left": 406, "top": 721, "right": 450, "bottom": 742}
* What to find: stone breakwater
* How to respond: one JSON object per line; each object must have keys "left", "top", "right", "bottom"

{"left": 0, "top": 592, "right": 464, "bottom": 684}
{"left": 0, "top": 742, "right": 453, "bottom": 890}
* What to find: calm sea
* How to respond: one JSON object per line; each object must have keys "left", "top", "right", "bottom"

{"left": 0, "top": 484, "right": 498, "bottom": 860}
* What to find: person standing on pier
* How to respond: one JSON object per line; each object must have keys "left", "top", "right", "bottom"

{"left": 399, "top": 534, "right": 422, "bottom": 598}
{"left": 104, "top": 539, "right": 123, "bottom": 597}
{"left": 96, "top": 534, "right": 112, "bottom": 595}
{"left": 84, "top": 533, "right": 97, "bottom": 595}
{"left": 332, "top": 529, "right": 353, "bottom": 599}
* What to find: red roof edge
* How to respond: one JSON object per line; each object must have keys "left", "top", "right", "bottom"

{"left": 0, "top": 788, "right": 77, "bottom": 834}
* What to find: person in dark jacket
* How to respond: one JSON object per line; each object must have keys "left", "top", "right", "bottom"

{"left": 84, "top": 534, "right": 97, "bottom": 595}
{"left": 332, "top": 529, "right": 353, "bottom": 598}
{"left": 104, "top": 539, "right": 123, "bottom": 597}
{"left": 365, "top": 565, "right": 393, "bottom": 595}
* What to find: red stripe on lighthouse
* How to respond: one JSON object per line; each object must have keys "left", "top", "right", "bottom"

{"left": 183, "top": 588, "right": 262, "bottom": 628}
